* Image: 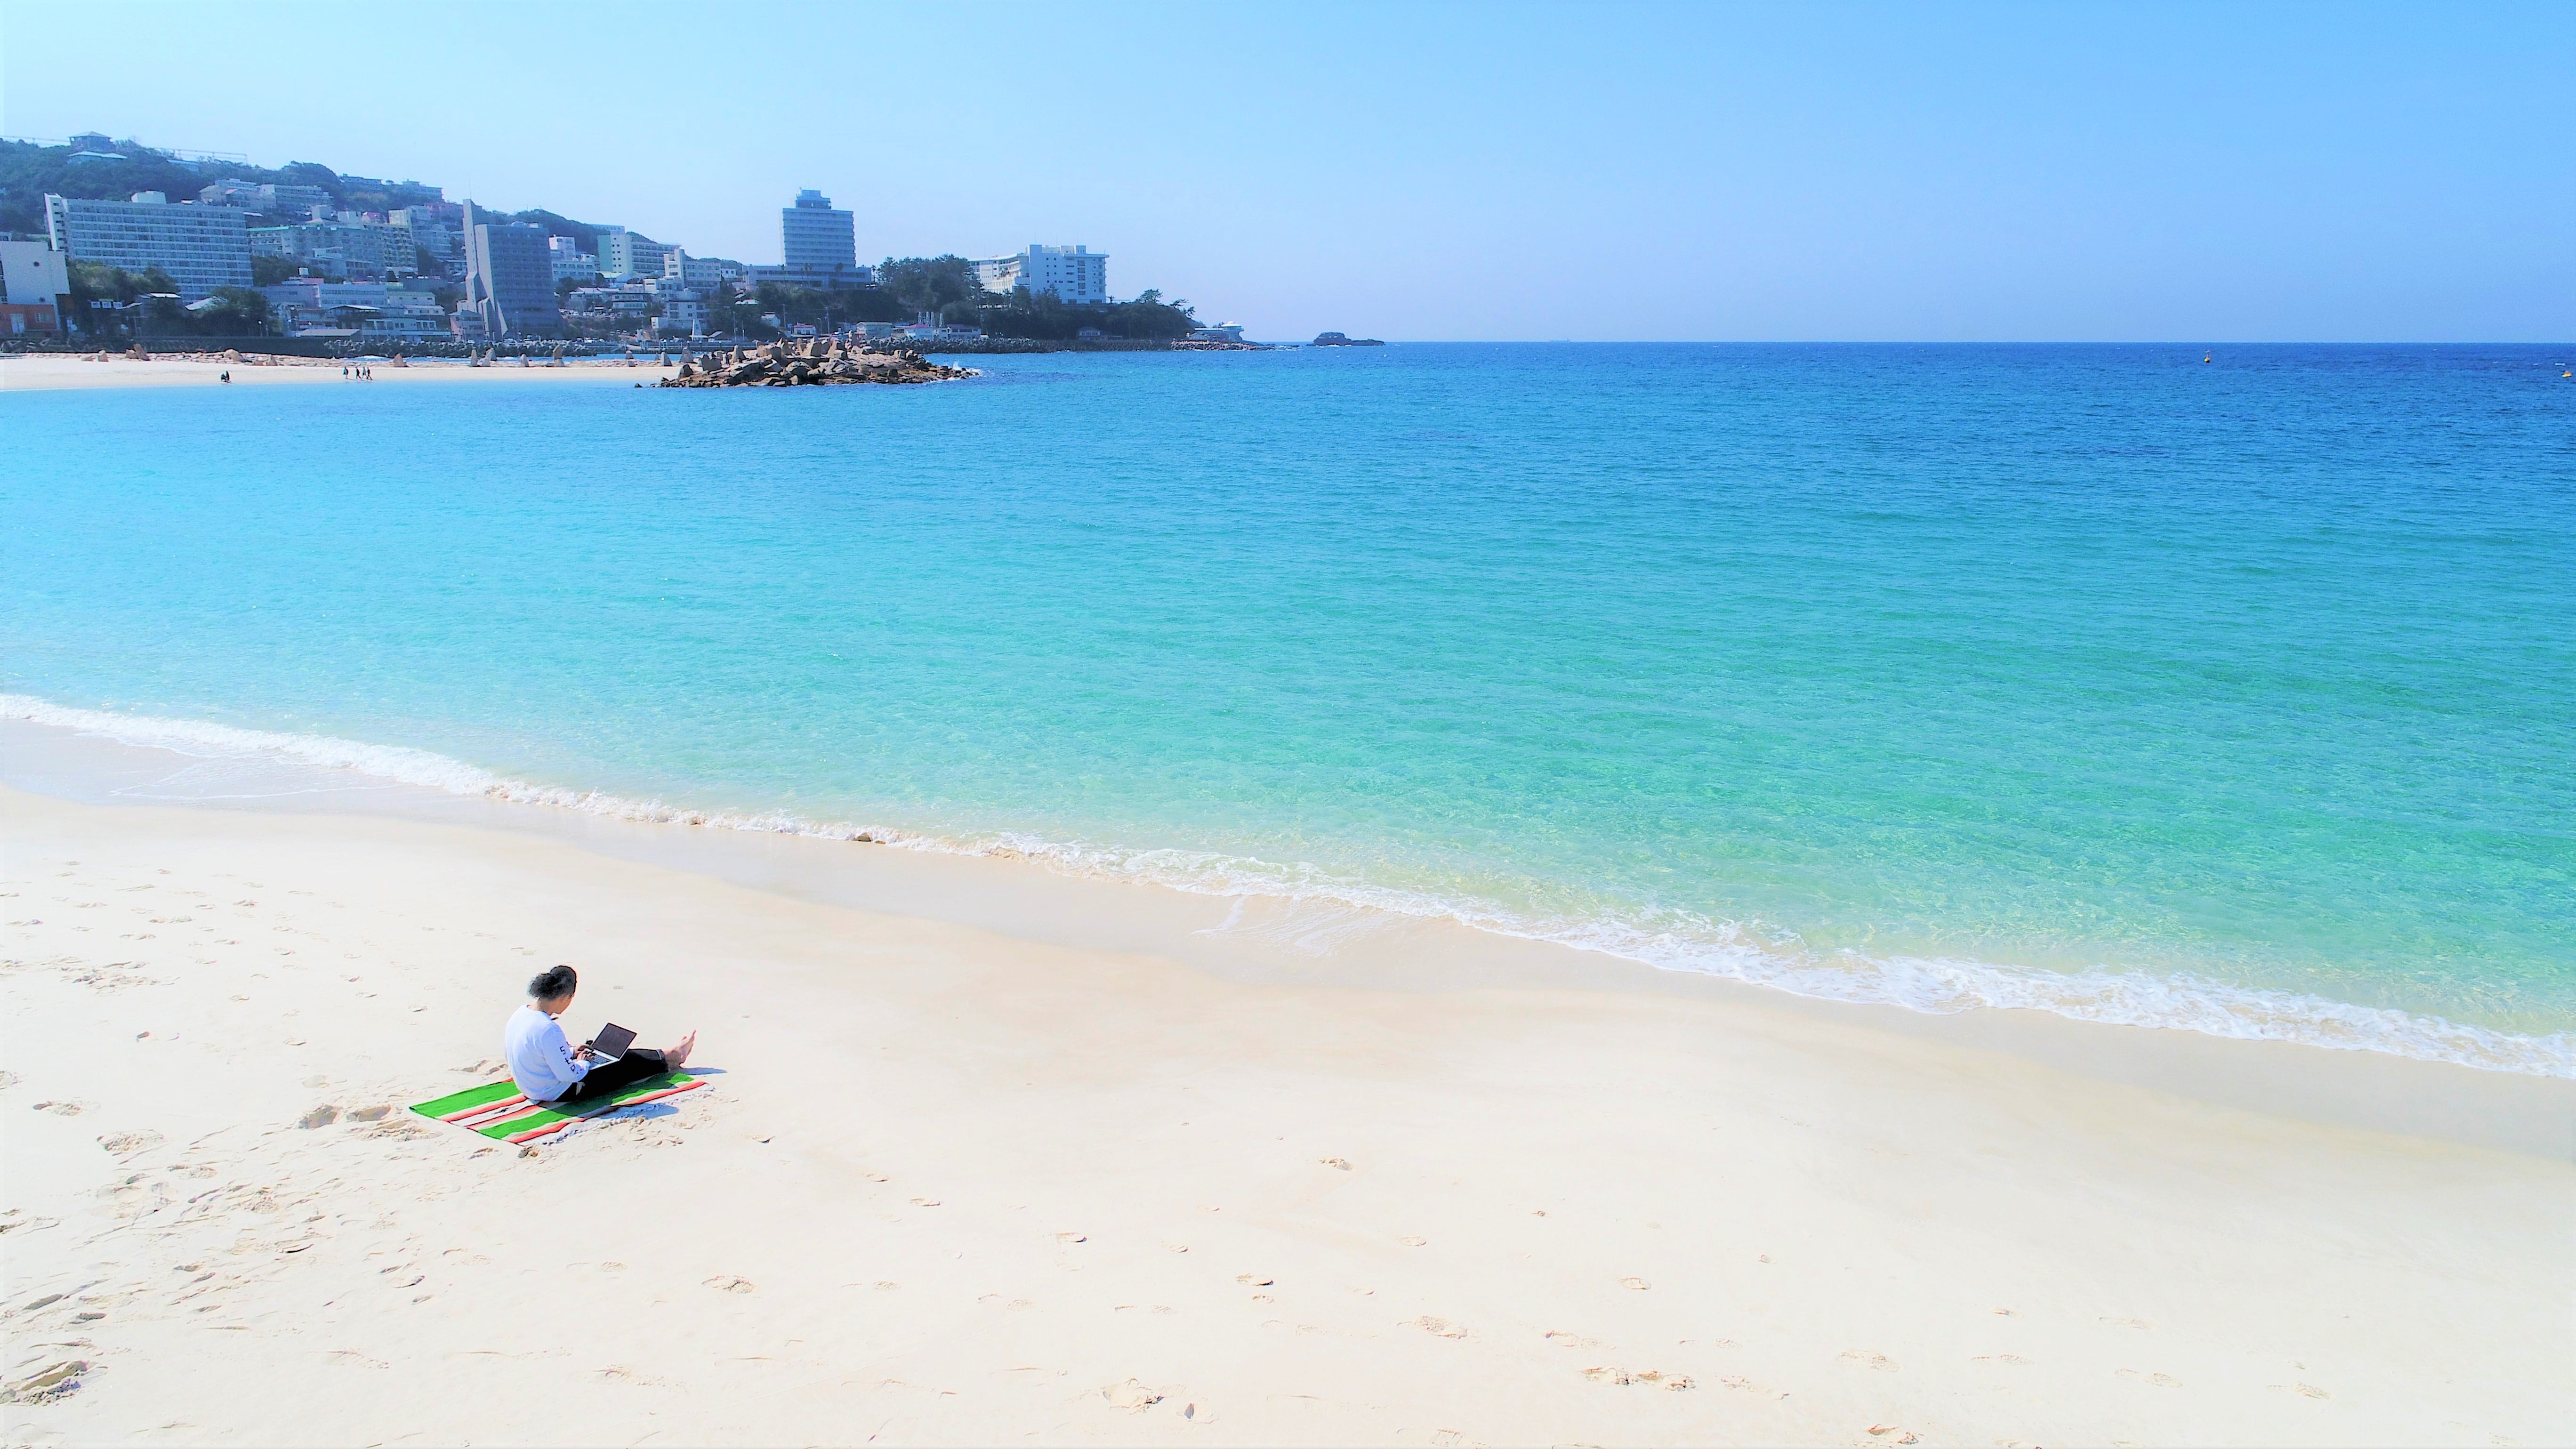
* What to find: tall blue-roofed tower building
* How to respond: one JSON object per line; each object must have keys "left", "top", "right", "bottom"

{"left": 749, "top": 189, "right": 871, "bottom": 291}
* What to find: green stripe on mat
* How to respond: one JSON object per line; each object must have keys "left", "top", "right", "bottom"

{"left": 411, "top": 1071, "right": 700, "bottom": 1137}
{"left": 410, "top": 1079, "right": 524, "bottom": 1119}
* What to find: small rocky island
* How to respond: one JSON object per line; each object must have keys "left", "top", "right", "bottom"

{"left": 660, "top": 339, "right": 978, "bottom": 387}
{"left": 1311, "top": 331, "right": 1385, "bottom": 346}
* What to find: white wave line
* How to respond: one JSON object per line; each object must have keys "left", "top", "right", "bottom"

{"left": 6, "top": 692, "right": 2568, "bottom": 1079}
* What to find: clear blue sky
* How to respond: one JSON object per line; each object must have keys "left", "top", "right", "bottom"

{"left": 4, "top": 1, "right": 2567, "bottom": 340}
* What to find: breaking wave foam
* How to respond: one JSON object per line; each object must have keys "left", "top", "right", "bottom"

{"left": 9, "top": 693, "right": 2569, "bottom": 1079}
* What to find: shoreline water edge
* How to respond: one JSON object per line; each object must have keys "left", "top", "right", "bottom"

{"left": 7, "top": 694, "right": 2566, "bottom": 1081}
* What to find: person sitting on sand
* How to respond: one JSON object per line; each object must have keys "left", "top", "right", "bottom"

{"left": 504, "top": 964, "right": 695, "bottom": 1103}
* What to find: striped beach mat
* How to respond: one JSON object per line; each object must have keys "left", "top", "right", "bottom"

{"left": 410, "top": 1072, "right": 704, "bottom": 1145}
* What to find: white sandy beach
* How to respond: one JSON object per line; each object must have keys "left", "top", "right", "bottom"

{"left": 0, "top": 353, "right": 677, "bottom": 391}
{"left": 2, "top": 752, "right": 2568, "bottom": 1447}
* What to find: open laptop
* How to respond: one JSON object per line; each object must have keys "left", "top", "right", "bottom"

{"left": 582, "top": 1022, "right": 636, "bottom": 1066}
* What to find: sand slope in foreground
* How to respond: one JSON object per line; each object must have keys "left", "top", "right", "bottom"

{"left": 1, "top": 786, "right": 2566, "bottom": 1446}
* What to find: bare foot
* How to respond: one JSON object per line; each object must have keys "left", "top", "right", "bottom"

{"left": 665, "top": 1030, "right": 697, "bottom": 1070}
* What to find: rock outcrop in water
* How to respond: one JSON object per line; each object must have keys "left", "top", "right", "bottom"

{"left": 658, "top": 339, "right": 977, "bottom": 388}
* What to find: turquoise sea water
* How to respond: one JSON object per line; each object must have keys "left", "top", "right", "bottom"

{"left": 5, "top": 345, "right": 2572, "bottom": 1072}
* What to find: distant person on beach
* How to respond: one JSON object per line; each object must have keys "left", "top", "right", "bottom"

{"left": 504, "top": 964, "right": 696, "bottom": 1103}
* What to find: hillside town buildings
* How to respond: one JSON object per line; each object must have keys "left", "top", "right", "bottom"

{"left": 250, "top": 217, "right": 414, "bottom": 281}
{"left": 28, "top": 137, "right": 1200, "bottom": 346}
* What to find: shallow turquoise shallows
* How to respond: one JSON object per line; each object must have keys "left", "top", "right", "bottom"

{"left": 6, "top": 345, "right": 2572, "bottom": 1071}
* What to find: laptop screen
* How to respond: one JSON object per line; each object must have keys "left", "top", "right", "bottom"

{"left": 591, "top": 1022, "right": 637, "bottom": 1059}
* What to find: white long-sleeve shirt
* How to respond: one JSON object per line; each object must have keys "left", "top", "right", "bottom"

{"left": 504, "top": 1003, "right": 590, "bottom": 1103}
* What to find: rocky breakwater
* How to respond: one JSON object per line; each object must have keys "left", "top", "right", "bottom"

{"left": 658, "top": 339, "right": 977, "bottom": 388}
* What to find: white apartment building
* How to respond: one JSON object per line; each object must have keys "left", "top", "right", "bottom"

{"left": 596, "top": 226, "right": 674, "bottom": 281}
{"left": 258, "top": 278, "right": 445, "bottom": 338}
{"left": 550, "top": 236, "right": 600, "bottom": 284}
{"left": 196, "top": 179, "right": 331, "bottom": 218}
{"left": 662, "top": 249, "right": 729, "bottom": 290}
{"left": 973, "top": 244, "right": 1109, "bottom": 304}
{"left": 391, "top": 207, "right": 457, "bottom": 261}
{"left": 250, "top": 219, "right": 414, "bottom": 281}
{"left": 0, "top": 238, "right": 71, "bottom": 335}
{"left": 649, "top": 278, "right": 707, "bottom": 337}
{"left": 366, "top": 282, "right": 450, "bottom": 340}
{"left": 0, "top": 239, "right": 71, "bottom": 307}
{"left": 46, "top": 192, "right": 253, "bottom": 299}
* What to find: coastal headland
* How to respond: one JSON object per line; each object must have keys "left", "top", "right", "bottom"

{"left": 1, "top": 720, "right": 2565, "bottom": 1447}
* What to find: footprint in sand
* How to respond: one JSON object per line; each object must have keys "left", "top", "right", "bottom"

{"left": 1404, "top": 1316, "right": 1467, "bottom": 1339}
{"left": 703, "top": 1275, "right": 755, "bottom": 1294}
{"left": 1619, "top": 1276, "right": 1650, "bottom": 1290}
{"left": 2271, "top": 1381, "right": 2330, "bottom": 1399}
{"left": 1545, "top": 1330, "right": 1597, "bottom": 1349}
{"left": 345, "top": 1106, "right": 391, "bottom": 1122}
{"left": 1585, "top": 1366, "right": 1694, "bottom": 1390}
{"left": 1095, "top": 1379, "right": 1167, "bottom": 1412}
{"left": 1839, "top": 1350, "right": 1898, "bottom": 1371}
{"left": 1398, "top": 1236, "right": 1427, "bottom": 1248}
{"left": 1235, "top": 1274, "right": 1273, "bottom": 1287}
{"left": 98, "top": 1131, "right": 163, "bottom": 1156}
{"left": 2101, "top": 1316, "right": 2154, "bottom": 1329}
{"left": 1320, "top": 1157, "right": 1353, "bottom": 1171}
{"left": 2117, "top": 1368, "right": 2182, "bottom": 1387}
{"left": 34, "top": 1101, "right": 85, "bottom": 1117}
{"left": 3, "top": 1360, "right": 91, "bottom": 1404}
{"left": 298, "top": 1106, "right": 339, "bottom": 1129}
{"left": 1055, "top": 1232, "right": 1087, "bottom": 1244}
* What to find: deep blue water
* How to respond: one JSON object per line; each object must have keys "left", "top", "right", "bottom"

{"left": 6, "top": 344, "right": 2572, "bottom": 1071}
